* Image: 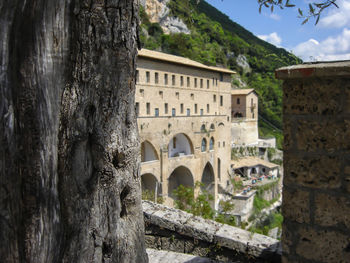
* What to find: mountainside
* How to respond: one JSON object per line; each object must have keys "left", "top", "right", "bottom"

{"left": 139, "top": 0, "right": 302, "bottom": 148}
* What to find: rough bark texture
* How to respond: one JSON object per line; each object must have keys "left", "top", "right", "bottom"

{"left": 0, "top": 0, "right": 147, "bottom": 262}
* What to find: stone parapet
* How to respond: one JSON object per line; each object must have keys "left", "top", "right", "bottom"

{"left": 143, "top": 201, "right": 281, "bottom": 262}
{"left": 276, "top": 61, "right": 350, "bottom": 263}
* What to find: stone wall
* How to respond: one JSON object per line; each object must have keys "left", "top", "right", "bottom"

{"left": 276, "top": 61, "right": 350, "bottom": 263}
{"left": 143, "top": 200, "right": 281, "bottom": 262}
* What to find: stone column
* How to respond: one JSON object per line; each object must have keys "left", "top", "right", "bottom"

{"left": 276, "top": 61, "right": 350, "bottom": 263}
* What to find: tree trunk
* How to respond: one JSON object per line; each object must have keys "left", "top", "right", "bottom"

{"left": 0, "top": 0, "right": 147, "bottom": 262}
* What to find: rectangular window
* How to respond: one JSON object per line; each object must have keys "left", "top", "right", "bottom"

{"left": 220, "top": 95, "right": 223, "bottom": 106}
{"left": 207, "top": 79, "right": 210, "bottom": 89}
{"left": 187, "top": 77, "right": 190, "bottom": 87}
{"left": 173, "top": 137, "right": 176, "bottom": 148}
{"left": 146, "top": 71, "right": 150, "bottom": 83}
{"left": 172, "top": 108, "right": 176, "bottom": 116}
{"left": 237, "top": 98, "right": 240, "bottom": 104}
{"left": 195, "top": 104, "right": 198, "bottom": 114}
{"left": 164, "top": 103, "right": 168, "bottom": 114}
{"left": 180, "top": 76, "right": 184, "bottom": 86}
{"left": 176, "top": 92, "right": 179, "bottom": 99}
{"left": 135, "top": 102, "right": 139, "bottom": 117}
{"left": 212, "top": 78, "right": 215, "bottom": 85}
{"left": 223, "top": 141, "right": 225, "bottom": 147}
{"left": 136, "top": 70, "right": 139, "bottom": 83}
{"left": 216, "top": 78, "right": 218, "bottom": 86}
{"left": 200, "top": 109, "right": 203, "bottom": 116}
{"left": 155, "top": 108, "right": 159, "bottom": 117}
{"left": 146, "top": 102, "right": 150, "bottom": 115}
{"left": 140, "top": 89, "right": 144, "bottom": 97}
{"left": 187, "top": 108, "right": 190, "bottom": 116}
{"left": 194, "top": 78, "right": 197, "bottom": 88}
{"left": 220, "top": 73, "right": 223, "bottom": 81}
{"left": 164, "top": 74, "right": 168, "bottom": 85}
{"left": 200, "top": 79, "right": 203, "bottom": 88}
{"left": 155, "top": 72, "right": 159, "bottom": 84}
{"left": 207, "top": 104, "right": 210, "bottom": 113}
{"left": 213, "top": 95, "right": 216, "bottom": 102}
{"left": 172, "top": 75, "right": 176, "bottom": 86}
{"left": 159, "top": 91, "right": 163, "bottom": 98}
{"left": 180, "top": 103, "right": 184, "bottom": 114}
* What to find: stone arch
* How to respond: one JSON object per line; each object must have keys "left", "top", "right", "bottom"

{"left": 218, "top": 122, "right": 225, "bottom": 127}
{"left": 168, "top": 133, "right": 194, "bottom": 158}
{"left": 210, "top": 123, "right": 215, "bottom": 130}
{"left": 141, "top": 173, "right": 161, "bottom": 201}
{"left": 201, "top": 162, "right": 215, "bottom": 208}
{"left": 209, "top": 137, "right": 214, "bottom": 150}
{"left": 201, "top": 138, "right": 207, "bottom": 152}
{"left": 168, "top": 166, "right": 194, "bottom": 198}
{"left": 141, "top": 140, "right": 159, "bottom": 162}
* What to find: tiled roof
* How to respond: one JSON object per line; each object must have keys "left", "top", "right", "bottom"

{"left": 231, "top": 88, "right": 256, "bottom": 96}
{"left": 231, "top": 156, "right": 279, "bottom": 169}
{"left": 138, "top": 49, "right": 235, "bottom": 74}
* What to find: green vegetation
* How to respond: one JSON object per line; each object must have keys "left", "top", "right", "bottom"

{"left": 142, "top": 189, "right": 164, "bottom": 204}
{"left": 267, "top": 147, "right": 276, "bottom": 160}
{"left": 248, "top": 179, "right": 282, "bottom": 237}
{"left": 249, "top": 212, "right": 283, "bottom": 237}
{"left": 140, "top": 0, "right": 303, "bottom": 149}
{"left": 172, "top": 182, "right": 236, "bottom": 226}
{"left": 173, "top": 182, "right": 214, "bottom": 219}
{"left": 232, "top": 179, "right": 244, "bottom": 192}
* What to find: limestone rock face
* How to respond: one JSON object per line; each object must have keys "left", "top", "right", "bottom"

{"left": 143, "top": 0, "right": 190, "bottom": 34}
{"left": 236, "top": 54, "right": 252, "bottom": 74}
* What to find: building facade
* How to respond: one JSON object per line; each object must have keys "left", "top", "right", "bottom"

{"left": 136, "top": 49, "right": 234, "bottom": 207}
{"left": 231, "top": 89, "right": 259, "bottom": 146}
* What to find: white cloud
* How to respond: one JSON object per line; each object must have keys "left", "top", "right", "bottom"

{"left": 269, "top": 13, "right": 281, "bottom": 21}
{"left": 319, "top": 0, "right": 350, "bottom": 28}
{"left": 293, "top": 28, "right": 350, "bottom": 61}
{"left": 258, "top": 32, "right": 282, "bottom": 47}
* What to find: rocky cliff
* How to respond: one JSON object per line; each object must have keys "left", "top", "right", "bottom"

{"left": 141, "top": 0, "right": 190, "bottom": 34}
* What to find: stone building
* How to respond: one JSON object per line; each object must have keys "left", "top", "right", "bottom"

{"left": 136, "top": 49, "right": 234, "bottom": 207}
{"left": 231, "top": 89, "right": 259, "bottom": 146}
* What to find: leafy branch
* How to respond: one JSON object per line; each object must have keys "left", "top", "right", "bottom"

{"left": 257, "top": 0, "right": 338, "bottom": 24}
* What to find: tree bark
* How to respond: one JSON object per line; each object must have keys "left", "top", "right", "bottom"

{"left": 0, "top": 0, "right": 147, "bottom": 262}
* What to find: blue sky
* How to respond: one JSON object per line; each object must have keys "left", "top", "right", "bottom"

{"left": 205, "top": 0, "right": 350, "bottom": 61}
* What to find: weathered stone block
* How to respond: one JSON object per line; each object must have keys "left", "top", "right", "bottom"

{"left": 346, "top": 86, "right": 350, "bottom": 113}
{"left": 282, "top": 189, "right": 310, "bottom": 223}
{"left": 284, "top": 154, "right": 341, "bottom": 189}
{"left": 159, "top": 236, "right": 185, "bottom": 252}
{"left": 283, "top": 118, "right": 293, "bottom": 151}
{"left": 315, "top": 193, "right": 350, "bottom": 229}
{"left": 296, "top": 119, "right": 349, "bottom": 152}
{"left": 283, "top": 79, "right": 343, "bottom": 115}
{"left": 281, "top": 225, "right": 294, "bottom": 255}
{"left": 296, "top": 227, "right": 350, "bottom": 262}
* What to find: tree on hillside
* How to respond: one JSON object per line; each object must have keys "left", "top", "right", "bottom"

{"left": 0, "top": 0, "right": 147, "bottom": 262}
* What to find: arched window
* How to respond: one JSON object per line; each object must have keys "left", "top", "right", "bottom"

{"left": 209, "top": 137, "right": 214, "bottom": 150}
{"left": 141, "top": 141, "right": 159, "bottom": 162}
{"left": 168, "top": 133, "right": 194, "bottom": 158}
{"left": 201, "top": 138, "right": 207, "bottom": 152}
{"left": 234, "top": 112, "right": 243, "bottom": 118}
{"left": 200, "top": 124, "right": 206, "bottom": 132}
{"left": 210, "top": 123, "right": 215, "bottom": 130}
